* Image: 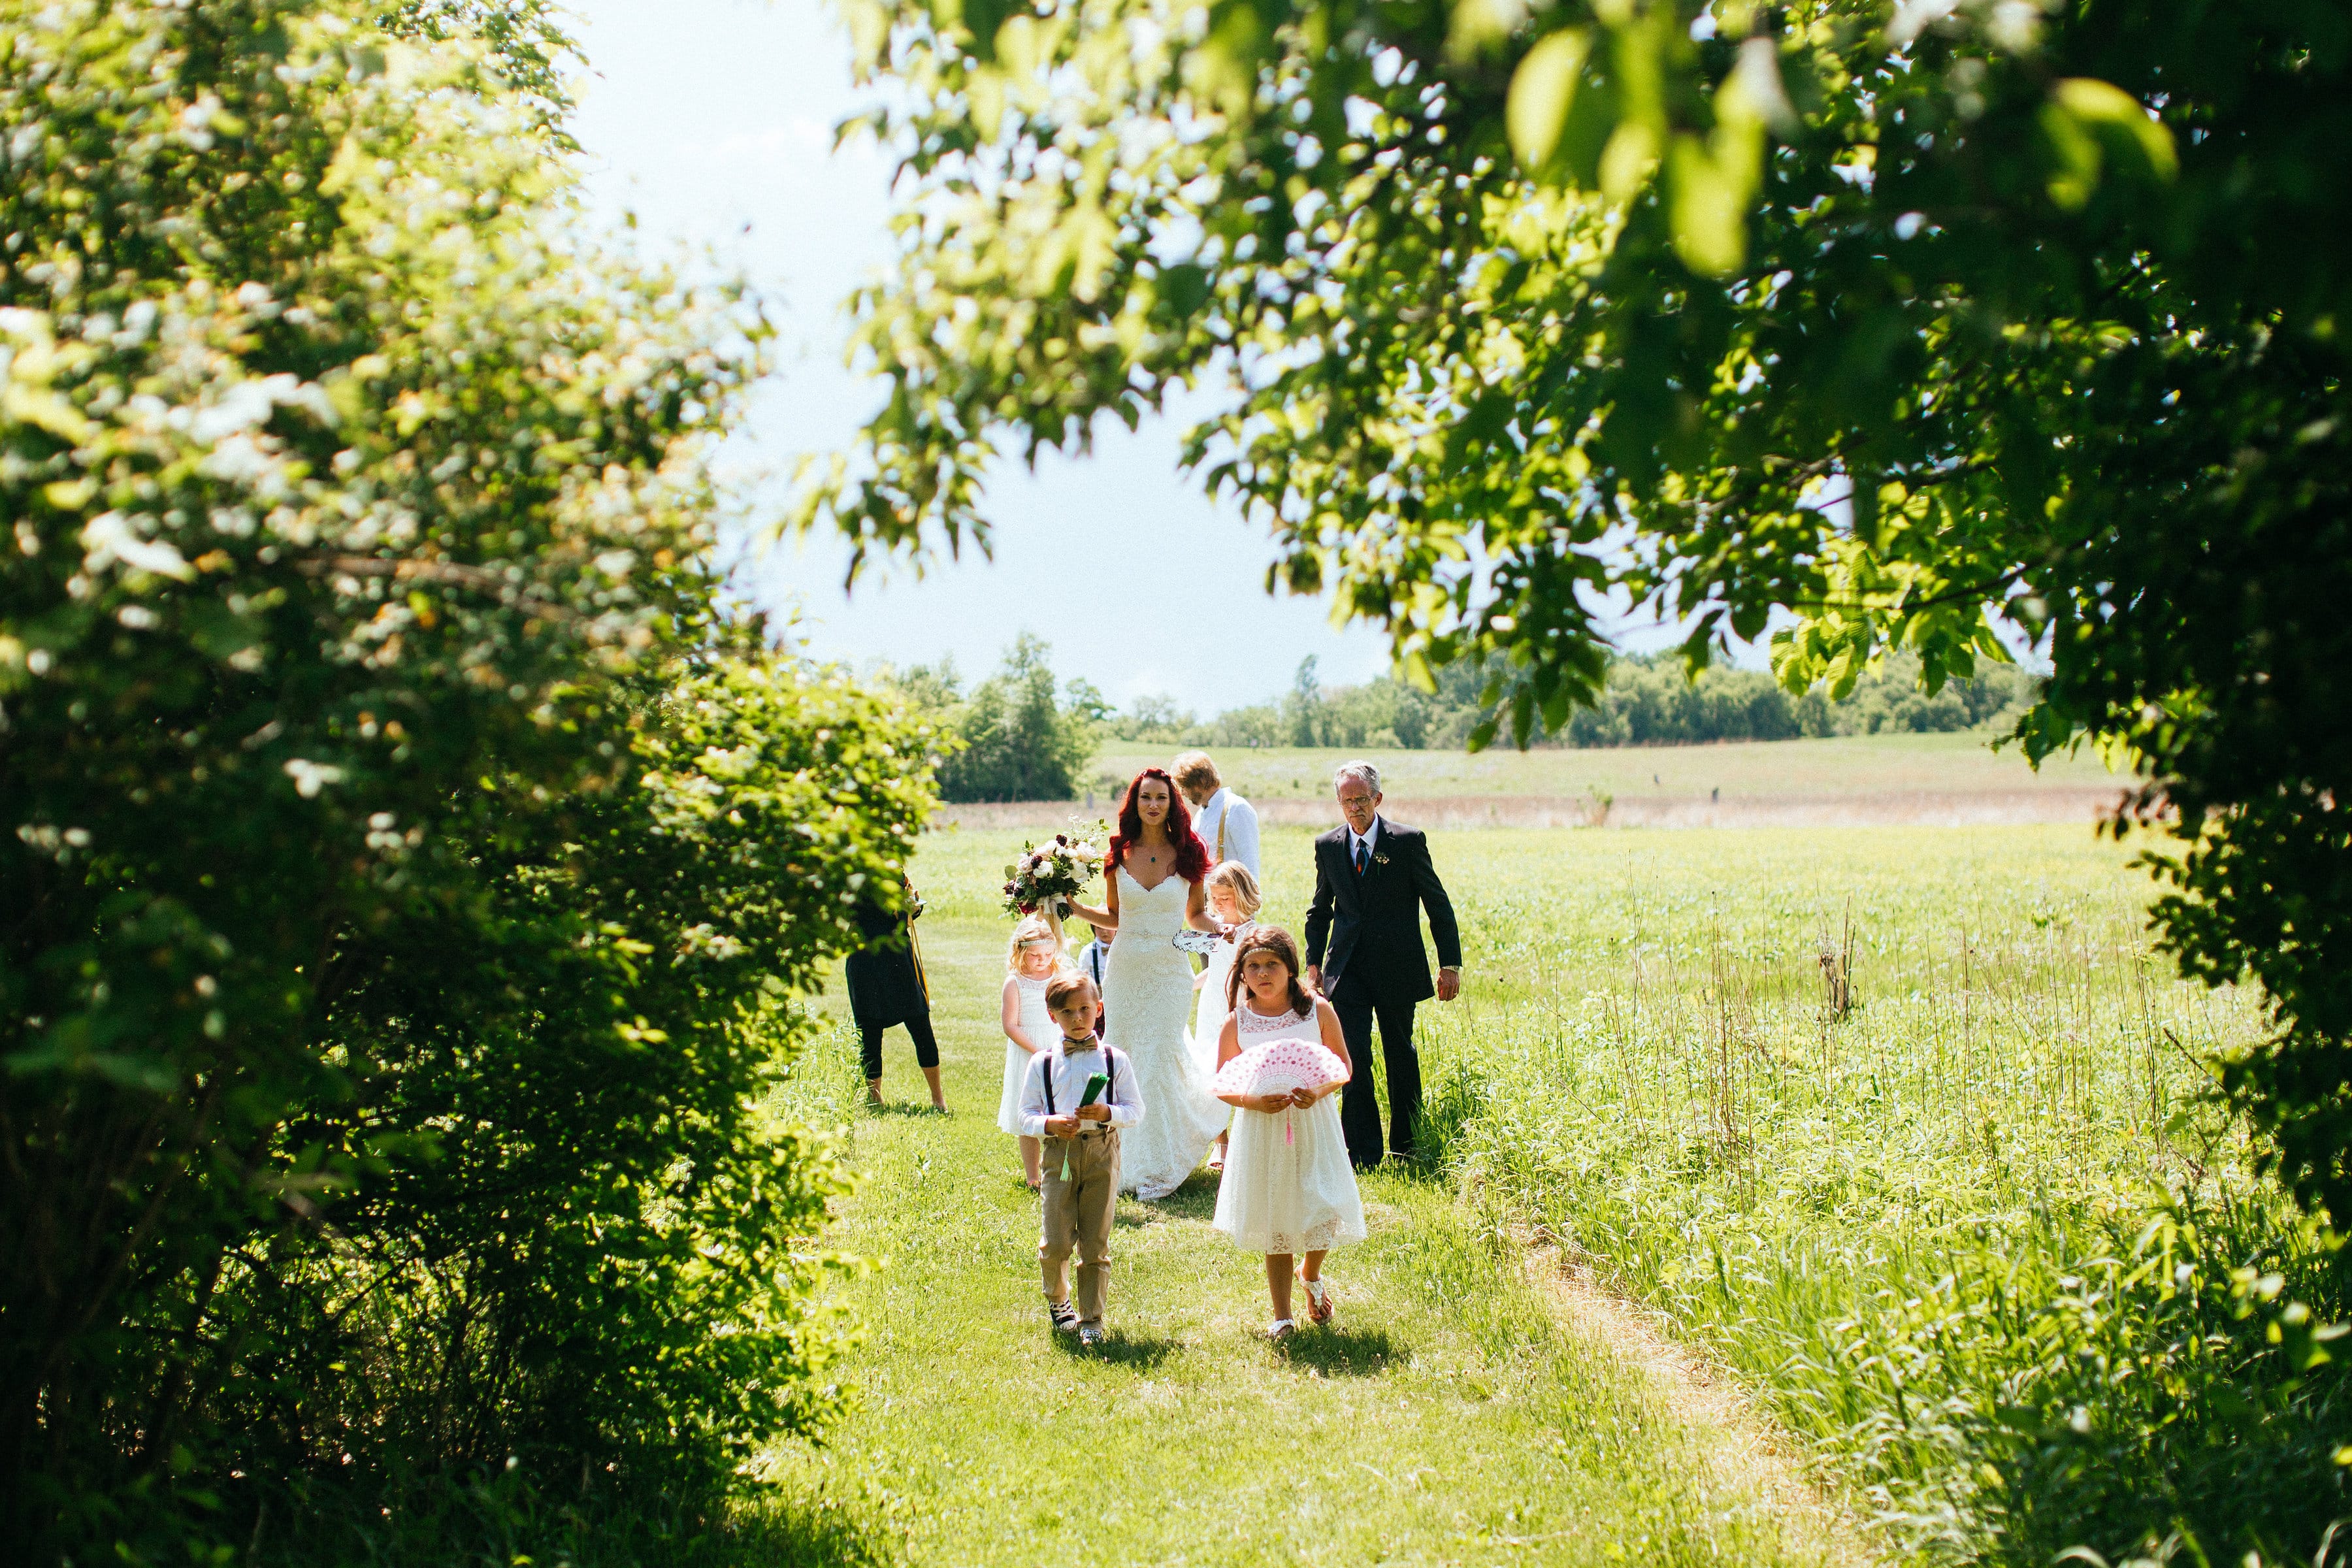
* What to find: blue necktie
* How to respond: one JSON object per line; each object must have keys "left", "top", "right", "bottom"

{"left": 1353, "top": 838, "right": 1369, "bottom": 876}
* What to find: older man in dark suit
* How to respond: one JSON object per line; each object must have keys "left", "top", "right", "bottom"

{"left": 1304, "top": 760, "right": 1462, "bottom": 1168}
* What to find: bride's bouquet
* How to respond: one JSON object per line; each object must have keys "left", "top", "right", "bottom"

{"left": 1001, "top": 819, "right": 1110, "bottom": 924}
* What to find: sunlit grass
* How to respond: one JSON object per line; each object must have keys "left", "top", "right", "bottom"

{"left": 775, "top": 822, "right": 2344, "bottom": 1566}
{"left": 763, "top": 828, "right": 1837, "bottom": 1567}
{"left": 1401, "top": 825, "right": 2344, "bottom": 1564}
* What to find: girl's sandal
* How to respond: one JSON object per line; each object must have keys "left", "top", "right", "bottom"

{"left": 1267, "top": 1319, "right": 1297, "bottom": 1341}
{"left": 1307, "top": 1284, "right": 1333, "bottom": 1326}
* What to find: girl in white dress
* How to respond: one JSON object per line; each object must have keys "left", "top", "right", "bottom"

{"left": 1191, "top": 861, "right": 1262, "bottom": 1171}
{"left": 1211, "top": 926, "right": 1365, "bottom": 1337}
{"left": 1064, "top": 767, "right": 1232, "bottom": 1200}
{"left": 998, "top": 915, "right": 1063, "bottom": 1188}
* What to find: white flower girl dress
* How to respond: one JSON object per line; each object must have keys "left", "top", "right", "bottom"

{"left": 1212, "top": 998, "right": 1366, "bottom": 1255}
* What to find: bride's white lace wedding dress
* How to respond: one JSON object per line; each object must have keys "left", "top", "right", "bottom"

{"left": 1104, "top": 864, "right": 1229, "bottom": 1199}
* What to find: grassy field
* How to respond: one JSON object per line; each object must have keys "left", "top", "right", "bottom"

{"left": 1088, "top": 734, "right": 2122, "bottom": 806}
{"left": 768, "top": 820, "right": 2345, "bottom": 1566}
{"left": 760, "top": 827, "right": 1852, "bottom": 1568}
{"left": 1395, "top": 825, "right": 2344, "bottom": 1562}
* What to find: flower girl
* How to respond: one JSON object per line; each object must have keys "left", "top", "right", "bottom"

{"left": 1192, "top": 861, "right": 1261, "bottom": 1171}
{"left": 998, "top": 915, "right": 1064, "bottom": 1188}
{"left": 1211, "top": 926, "right": 1365, "bottom": 1337}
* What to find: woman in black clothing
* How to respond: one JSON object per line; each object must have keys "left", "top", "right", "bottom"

{"left": 846, "top": 877, "right": 945, "bottom": 1110}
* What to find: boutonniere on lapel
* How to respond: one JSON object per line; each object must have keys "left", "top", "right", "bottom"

{"left": 1372, "top": 851, "right": 1391, "bottom": 866}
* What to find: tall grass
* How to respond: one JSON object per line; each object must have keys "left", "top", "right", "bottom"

{"left": 1410, "top": 826, "right": 2347, "bottom": 1563}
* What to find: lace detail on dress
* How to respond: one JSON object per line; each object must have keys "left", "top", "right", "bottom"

{"left": 1259, "top": 1217, "right": 1350, "bottom": 1254}
{"left": 1235, "top": 1000, "right": 1313, "bottom": 1037}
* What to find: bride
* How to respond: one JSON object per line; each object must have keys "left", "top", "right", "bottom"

{"left": 1065, "top": 768, "right": 1233, "bottom": 1200}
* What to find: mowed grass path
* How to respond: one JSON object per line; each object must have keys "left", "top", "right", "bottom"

{"left": 766, "top": 829, "right": 1846, "bottom": 1567}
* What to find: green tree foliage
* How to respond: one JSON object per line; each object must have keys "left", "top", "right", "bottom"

{"left": 0, "top": 1, "right": 932, "bottom": 1554}
{"left": 813, "top": 0, "right": 2352, "bottom": 1217}
{"left": 385, "top": 0, "right": 581, "bottom": 138}
{"left": 888, "top": 632, "right": 1095, "bottom": 800}
{"left": 261, "top": 644, "right": 924, "bottom": 1495}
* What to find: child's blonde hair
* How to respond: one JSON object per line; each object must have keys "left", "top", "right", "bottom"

{"left": 1007, "top": 913, "right": 1062, "bottom": 974}
{"left": 1205, "top": 860, "right": 1262, "bottom": 918}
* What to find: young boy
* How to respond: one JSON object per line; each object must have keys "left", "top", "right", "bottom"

{"left": 1018, "top": 973, "right": 1145, "bottom": 1345}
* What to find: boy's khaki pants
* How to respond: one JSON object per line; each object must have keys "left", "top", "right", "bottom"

{"left": 1039, "top": 1130, "right": 1120, "bottom": 1329}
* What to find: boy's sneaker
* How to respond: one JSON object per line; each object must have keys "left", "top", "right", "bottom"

{"left": 1305, "top": 1280, "right": 1333, "bottom": 1326}
{"left": 1047, "top": 1299, "right": 1079, "bottom": 1334}
{"left": 1078, "top": 1324, "right": 1105, "bottom": 1347}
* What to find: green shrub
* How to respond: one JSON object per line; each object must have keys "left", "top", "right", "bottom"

{"left": 0, "top": 1, "right": 934, "bottom": 1555}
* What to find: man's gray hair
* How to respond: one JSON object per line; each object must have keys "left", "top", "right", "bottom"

{"left": 1333, "top": 760, "right": 1381, "bottom": 794}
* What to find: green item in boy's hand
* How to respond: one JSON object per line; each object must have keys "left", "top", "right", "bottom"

{"left": 1060, "top": 1073, "right": 1113, "bottom": 1183}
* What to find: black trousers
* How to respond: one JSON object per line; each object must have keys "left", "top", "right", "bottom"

{"left": 1332, "top": 989, "right": 1421, "bottom": 1167}
{"left": 860, "top": 1013, "right": 939, "bottom": 1081}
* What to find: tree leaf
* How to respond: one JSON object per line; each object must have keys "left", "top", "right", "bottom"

{"left": 1158, "top": 262, "right": 1212, "bottom": 318}
{"left": 2040, "top": 78, "right": 2176, "bottom": 209}
{"left": 1507, "top": 29, "right": 1590, "bottom": 177}
{"left": 1667, "top": 132, "right": 1746, "bottom": 276}
{"left": 2055, "top": 77, "right": 2176, "bottom": 180}
{"left": 1446, "top": 0, "right": 1527, "bottom": 65}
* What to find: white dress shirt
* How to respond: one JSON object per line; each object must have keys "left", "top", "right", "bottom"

{"left": 1196, "top": 786, "right": 1262, "bottom": 877}
{"left": 1019, "top": 1040, "right": 1146, "bottom": 1137}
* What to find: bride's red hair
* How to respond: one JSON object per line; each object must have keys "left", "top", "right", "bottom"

{"left": 1108, "top": 767, "right": 1211, "bottom": 883}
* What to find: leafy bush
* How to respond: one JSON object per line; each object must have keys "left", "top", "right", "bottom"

{"left": 211, "top": 646, "right": 929, "bottom": 1494}
{"left": 0, "top": 1, "right": 933, "bottom": 1556}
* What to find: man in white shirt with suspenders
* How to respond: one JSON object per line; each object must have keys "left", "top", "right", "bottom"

{"left": 1172, "top": 751, "right": 1260, "bottom": 877}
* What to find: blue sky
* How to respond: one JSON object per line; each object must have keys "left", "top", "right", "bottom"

{"left": 564, "top": 0, "right": 1679, "bottom": 713}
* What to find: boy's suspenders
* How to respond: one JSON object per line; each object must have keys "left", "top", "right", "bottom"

{"left": 1040, "top": 1050, "right": 1115, "bottom": 1131}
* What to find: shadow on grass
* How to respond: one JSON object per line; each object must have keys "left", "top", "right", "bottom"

{"left": 858, "top": 1099, "right": 952, "bottom": 1120}
{"left": 1273, "top": 1322, "right": 1405, "bottom": 1377}
{"left": 1364, "top": 1151, "right": 1446, "bottom": 1186}
{"left": 1051, "top": 1327, "right": 1182, "bottom": 1369}
{"left": 233, "top": 1463, "right": 902, "bottom": 1568}
{"left": 1114, "top": 1173, "right": 1220, "bottom": 1226}
{"left": 727, "top": 1492, "right": 900, "bottom": 1568}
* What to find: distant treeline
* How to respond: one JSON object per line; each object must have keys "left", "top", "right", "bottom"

{"left": 883, "top": 640, "right": 2038, "bottom": 802}
{"left": 1113, "top": 650, "right": 2036, "bottom": 752}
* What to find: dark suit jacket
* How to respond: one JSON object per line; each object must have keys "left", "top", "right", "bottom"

{"left": 1303, "top": 817, "right": 1461, "bottom": 1005}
